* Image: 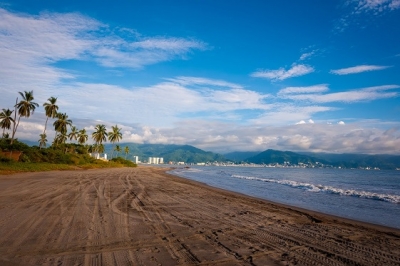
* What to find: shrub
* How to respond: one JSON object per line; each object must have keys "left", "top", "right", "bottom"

{"left": 110, "top": 157, "right": 137, "bottom": 167}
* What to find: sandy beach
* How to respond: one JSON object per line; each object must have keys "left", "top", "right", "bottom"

{"left": 0, "top": 166, "right": 399, "bottom": 266}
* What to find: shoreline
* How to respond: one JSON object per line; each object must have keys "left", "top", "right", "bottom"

{"left": 163, "top": 167, "right": 400, "bottom": 234}
{"left": 164, "top": 166, "right": 400, "bottom": 233}
{"left": 0, "top": 166, "right": 399, "bottom": 265}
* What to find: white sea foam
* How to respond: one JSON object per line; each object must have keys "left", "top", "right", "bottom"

{"left": 231, "top": 174, "right": 400, "bottom": 204}
{"left": 185, "top": 168, "right": 203, "bottom": 172}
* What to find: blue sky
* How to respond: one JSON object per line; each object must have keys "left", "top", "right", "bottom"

{"left": 1, "top": 0, "right": 400, "bottom": 154}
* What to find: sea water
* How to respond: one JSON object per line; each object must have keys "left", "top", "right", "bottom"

{"left": 169, "top": 166, "right": 400, "bottom": 229}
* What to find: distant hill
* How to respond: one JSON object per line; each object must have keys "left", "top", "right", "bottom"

{"left": 224, "top": 151, "right": 260, "bottom": 162}
{"left": 20, "top": 139, "right": 39, "bottom": 147}
{"left": 104, "top": 143, "right": 225, "bottom": 163}
{"left": 18, "top": 139, "right": 400, "bottom": 169}
{"left": 245, "top": 149, "right": 326, "bottom": 165}
{"left": 300, "top": 152, "right": 400, "bottom": 170}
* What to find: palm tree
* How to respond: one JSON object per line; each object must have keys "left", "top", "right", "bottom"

{"left": 53, "top": 113, "right": 72, "bottom": 147}
{"left": 92, "top": 124, "right": 108, "bottom": 157}
{"left": 98, "top": 144, "right": 105, "bottom": 154}
{"left": 114, "top": 144, "right": 121, "bottom": 157}
{"left": 77, "top": 129, "right": 88, "bottom": 145}
{"left": 0, "top": 108, "right": 14, "bottom": 137}
{"left": 108, "top": 125, "right": 122, "bottom": 158}
{"left": 124, "top": 146, "right": 130, "bottom": 159}
{"left": 68, "top": 126, "right": 79, "bottom": 143}
{"left": 43, "top": 97, "right": 58, "bottom": 135}
{"left": 11, "top": 91, "right": 39, "bottom": 144}
{"left": 53, "top": 113, "right": 72, "bottom": 135}
{"left": 53, "top": 132, "right": 68, "bottom": 146}
{"left": 88, "top": 144, "right": 95, "bottom": 154}
{"left": 38, "top": 133, "right": 47, "bottom": 149}
{"left": 91, "top": 143, "right": 104, "bottom": 157}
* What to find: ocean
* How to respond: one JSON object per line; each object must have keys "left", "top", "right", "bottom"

{"left": 169, "top": 166, "right": 400, "bottom": 229}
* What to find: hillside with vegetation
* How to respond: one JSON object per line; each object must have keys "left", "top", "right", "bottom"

{"left": 0, "top": 91, "right": 135, "bottom": 174}
{"left": 104, "top": 143, "right": 226, "bottom": 164}
{"left": 245, "top": 149, "right": 326, "bottom": 165}
{"left": 240, "top": 149, "right": 400, "bottom": 170}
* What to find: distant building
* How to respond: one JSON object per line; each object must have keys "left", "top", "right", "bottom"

{"left": 148, "top": 157, "right": 164, "bottom": 164}
{"left": 133, "top": 156, "right": 139, "bottom": 164}
{"left": 89, "top": 153, "right": 108, "bottom": 161}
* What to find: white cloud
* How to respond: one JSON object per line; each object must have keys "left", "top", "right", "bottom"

{"left": 0, "top": 8, "right": 208, "bottom": 115}
{"left": 7, "top": 98, "right": 400, "bottom": 155}
{"left": 93, "top": 37, "right": 207, "bottom": 68}
{"left": 390, "top": 0, "right": 400, "bottom": 9}
{"left": 296, "top": 119, "right": 315, "bottom": 125}
{"left": 166, "top": 76, "right": 243, "bottom": 89}
{"left": 299, "top": 51, "right": 315, "bottom": 61}
{"left": 135, "top": 121, "right": 399, "bottom": 154}
{"left": 0, "top": 8, "right": 207, "bottom": 85}
{"left": 250, "top": 105, "right": 334, "bottom": 126}
{"left": 330, "top": 65, "right": 391, "bottom": 75}
{"left": 278, "top": 84, "right": 329, "bottom": 95}
{"left": 0, "top": 9, "right": 93, "bottom": 99}
{"left": 353, "top": 0, "right": 400, "bottom": 13}
{"left": 280, "top": 85, "right": 399, "bottom": 103}
{"left": 335, "top": 1, "right": 400, "bottom": 32}
{"left": 127, "top": 121, "right": 400, "bottom": 154}
{"left": 129, "top": 38, "right": 204, "bottom": 51}
{"left": 251, "top": 64, "right": 314, "bottom": 81}
{"left": 42, "top": 77, "right": 272, "bottom": 128}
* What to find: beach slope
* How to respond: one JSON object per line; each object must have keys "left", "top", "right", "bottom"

{"left": 0, "top": 167, "right": 399, "bottom": 265}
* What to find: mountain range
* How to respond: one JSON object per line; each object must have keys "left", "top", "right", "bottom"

{"left": 20, "top": 140, "right": 400, "bottom": 170}
{"left": 104, "top": 143, "right": 225, "bottom": 164}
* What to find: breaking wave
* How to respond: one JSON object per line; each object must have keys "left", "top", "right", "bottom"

{"left": 231, "top": 174, "right": 400, "bottom": 204}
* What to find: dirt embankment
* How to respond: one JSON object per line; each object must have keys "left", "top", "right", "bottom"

{"left": 0, "top": 167, "right": 399, "bottom": 265}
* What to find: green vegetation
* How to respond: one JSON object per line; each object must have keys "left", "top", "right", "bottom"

{"left": 109, "top": 157, "right": 136, "bottom": 167}
{"left": 108, "top": 125, "right": 122, "bottom": 159}
{"left": 246, "top": 149, "right": 325, "bottom": 165}
{"left": 43, "top": 96, "right": 59, "bottom": 135}
{"left": 104, "top": 143, "right": 226, "bottom": 163}
{"left": 0, "top": 91, "right": 136, "bottom": 175}
{"left": 231, "top": 149, "right": 400, "bottom": 170}
{"left": 0, "top": 139, "right": 136, "bottom": 174}
{"left": 10, "top": 91, "right": 39, "bottom": 144}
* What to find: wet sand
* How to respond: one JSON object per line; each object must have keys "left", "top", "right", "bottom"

{"left": 0, "top": 166, "right": 399, "bottom": 265}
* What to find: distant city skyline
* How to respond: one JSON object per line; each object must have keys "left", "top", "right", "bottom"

{"left": 0, "top": 1, "right": 399, "bottom": 154}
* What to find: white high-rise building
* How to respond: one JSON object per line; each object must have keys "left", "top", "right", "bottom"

{"left": 148, "top": 157, "right": 164, "bottom": 164}
{"left": 133, "top": 156, "right": 139, "bottom": 164}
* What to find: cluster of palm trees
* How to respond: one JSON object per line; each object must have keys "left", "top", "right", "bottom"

{"left": 1, "top": 91, "right": 129, "bottom": 159}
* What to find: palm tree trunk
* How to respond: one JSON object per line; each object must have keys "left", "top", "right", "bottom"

{"left": 10, "top": 115, "right": 21, "bottom": 145}
{"left": 10, "top": 98, "right": 18, "bottom": 145}
{"left": 111, "top": 144, "right": 115, "bottom": 159}
{"left": 43, "top": 117, "right": 49, "bottom": 135}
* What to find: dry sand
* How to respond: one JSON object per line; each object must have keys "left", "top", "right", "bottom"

{"left": 0, "top": 166, "right": 399, "bottom": 266}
